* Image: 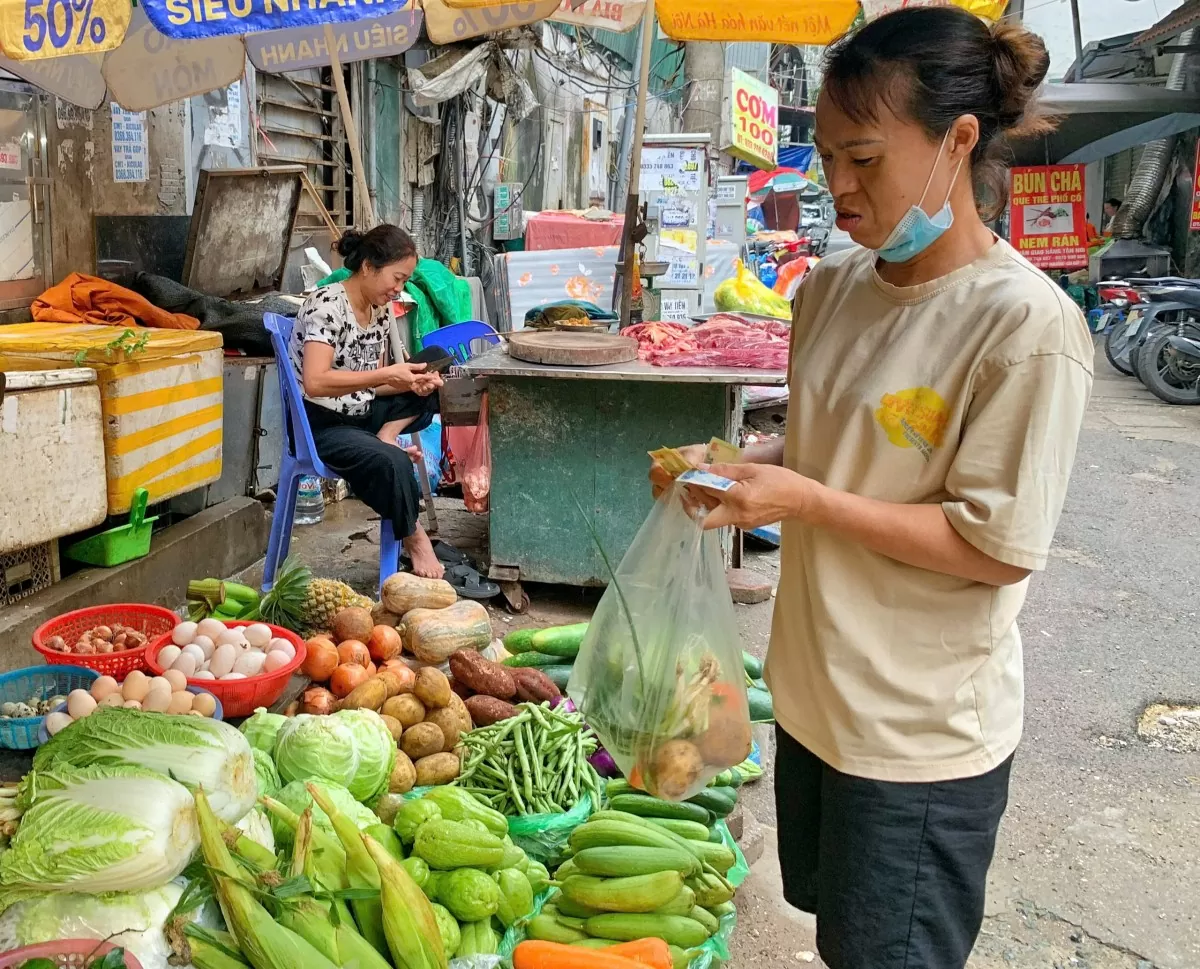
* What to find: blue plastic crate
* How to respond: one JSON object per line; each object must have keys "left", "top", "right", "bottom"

{"left": 0, "top": 665, "right": 99, "bottom": 749}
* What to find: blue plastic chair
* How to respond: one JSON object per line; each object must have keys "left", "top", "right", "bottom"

{"left": 421, "top": 320, "right": 500, "bottom": 364}
{"left": 262, "top": 313, "right": 401, "bottom": 594}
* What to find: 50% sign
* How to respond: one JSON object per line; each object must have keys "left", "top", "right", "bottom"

{"left": 0, "top": 0, "right": 130, "bottom": 60}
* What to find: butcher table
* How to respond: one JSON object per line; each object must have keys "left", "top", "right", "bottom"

{"left": 460, "top": 345, "right": 787, "bottom": 589}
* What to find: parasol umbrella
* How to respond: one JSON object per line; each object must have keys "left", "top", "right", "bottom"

{"left": 748, "top": 167, "right": 816, "bottom": 201}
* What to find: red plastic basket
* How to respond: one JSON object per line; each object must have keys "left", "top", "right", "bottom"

{"left": 32, "top": 604, "right": 180, "bottom": 678}
{"left": 147, "top": 620, "right": 306, "bottom": 718}
{"left": 0, "top": 939, "right": 143, "bottom": 969}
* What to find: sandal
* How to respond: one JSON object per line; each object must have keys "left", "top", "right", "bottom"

{"left": 401, "top": 541, "right": 473, "bottom": 571}
{"left": 443, "top": 563, "right": 501, "bottom": 600}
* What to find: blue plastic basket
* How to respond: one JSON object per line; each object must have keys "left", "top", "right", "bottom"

{"left": 37, "top": 685, "right": 225, "bottom": 745}
{"left": 0, "top": 665, "right": 100, "bottom": 750}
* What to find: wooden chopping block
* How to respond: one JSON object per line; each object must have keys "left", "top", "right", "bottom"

{"left": 507, "top": 330, "right": 638, "bottom": 367}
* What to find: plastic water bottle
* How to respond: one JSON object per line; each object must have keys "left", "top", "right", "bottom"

{"left": 293, "top": 476, "right": 325, "bottom": 525}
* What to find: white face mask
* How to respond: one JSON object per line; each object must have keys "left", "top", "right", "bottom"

{"left": 874, "top": 129, "right": 966, "bottom": 264}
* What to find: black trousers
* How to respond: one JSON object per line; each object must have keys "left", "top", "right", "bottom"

{"left": 774, "top": 725, "right": 1012, "bottom": 969}
{"left": 304, "top": 389, "right": 438, "bottom": 540}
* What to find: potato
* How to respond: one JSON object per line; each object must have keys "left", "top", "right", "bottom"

{"left": 413, "top": 667, "right": 452, "bottom": 709}
{"left": 400, "top": 721, "right": 445, "bottom": 760}
{"left": 380, "top": 713, "right": 404, "bottom": 743}
{"left": 389, "top": 750, "right": 417, "bottom": 794}
{"left": 424, "top": 694, "right": 471, "bottom": 751}
{"left": 337, "top": 675, "right": 389, "bottom": 712}
{"left": 650, "top": 739, "right": 705, "bottom": 801}
{"left": 415, "top": 752, "right": 460, "bottom": 787}
{"left": 382, "top": 693, "right": 426, "bottom": 728}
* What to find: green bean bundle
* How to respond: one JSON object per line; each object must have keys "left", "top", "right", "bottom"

{"left": 454, "top": 702, "right": 603, "bottom": 816}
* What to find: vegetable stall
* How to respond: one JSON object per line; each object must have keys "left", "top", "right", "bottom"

{"left": 0, "top": 549, "right": 770, "bottom": 969}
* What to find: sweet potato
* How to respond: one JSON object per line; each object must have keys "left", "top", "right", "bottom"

{"left": 413, "top": 666, "right": 452, "bottom": 709}
{"left": 401, "top": 721, "right": 446, "bottom": 760}
{"left": 449, "top": 649, "right": 517, "bottom": 699}
{"left": 465, "top": 694, "right": 518, "bottom": 727}
{"left": 382, "top": 693, "right": 426, "bottom": 728}
{"left": 511, "top": 667, "right": 561, "bottom": 704}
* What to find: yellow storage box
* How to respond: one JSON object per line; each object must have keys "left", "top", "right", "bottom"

{"left": 0, "top": 323, "right": 224, "bottom": 514}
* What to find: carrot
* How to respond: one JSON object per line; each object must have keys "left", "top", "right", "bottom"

{"left": 606, "top": 937, "right": 673, "bottom": 969}
{"left": 513, "top": 940, "right": 648, "bottom": 969}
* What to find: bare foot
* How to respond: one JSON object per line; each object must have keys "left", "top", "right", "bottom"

{"left": 405, "top": 524, "right": 444, "bottom": 578}
{"left": 377, "top": 416, "right": 417, "bottom": 445}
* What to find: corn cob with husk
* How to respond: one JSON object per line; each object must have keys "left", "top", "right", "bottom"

{"left": 259, "top": 795, "right": 349, "bottom": 891}
{"left": 184, "top": 924, "right": 250, "bottom": 969}
{"left": 362, "top": 833, "right": 447, "bottom": 969}
{"left": 194, "top": 789, "right": 339, "bottom": 969}
{"left": 273, "top": 808, "right": 393, "bottom": 969}
{"left": 306, "top": 782, "right": 388, "bottom": 955}
{"left": 215, "top": 816, "right": 278, "bottom": 872}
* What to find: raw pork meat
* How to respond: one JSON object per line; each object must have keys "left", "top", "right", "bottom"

{"left": 624, "top": 314, "right": 790, "bottom": 370}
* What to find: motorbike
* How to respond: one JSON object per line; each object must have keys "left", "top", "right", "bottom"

{"left": 1103, "top": 279, "right": 1200, "bottom": 377}
{"left": 1132, "top": 314, "right": 1200, "bottom": 405}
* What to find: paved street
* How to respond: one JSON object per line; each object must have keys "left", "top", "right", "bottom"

{"left": 279, "top": 341, "right": 1200, "bottom": 969}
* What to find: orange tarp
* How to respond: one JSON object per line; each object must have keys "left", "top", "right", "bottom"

{"left": 32, "top": 273, "right": 200, "bottom": 331}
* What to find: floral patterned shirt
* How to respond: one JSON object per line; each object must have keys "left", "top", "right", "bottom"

{"left": 289, "top": 283, "right": 390, "bottom": 416}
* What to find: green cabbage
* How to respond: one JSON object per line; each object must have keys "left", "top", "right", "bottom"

{"left": 0, "top": 764, "right": 198, "bottom": 909}
{"left": 273, "top": 714, "right": 360, "bottom": 790}
{"left": 33, "top": 707, "right": 256, "bottom": 824}
{"left": 271, "top": 780, "right": 375, "bottom": 843}
{"left": 240, "top": 707, "right": 287, "bottom": 755}
{"left": 253, "top": 748, "right": 282, "bottom": 798}
{"left": 335, "top": 709, "right": 396, "bottom": 803}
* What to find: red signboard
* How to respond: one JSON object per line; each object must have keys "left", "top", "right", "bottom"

{"left": 1190, "top": 142, "right": 1200, "bottom": 231}
{"left": 1009, "top": 164, "right": 1088, "bottom": 270}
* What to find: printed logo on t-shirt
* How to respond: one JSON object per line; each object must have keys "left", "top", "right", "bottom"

{"left": 875, "top": 386, "right": 949, "bottom": 460}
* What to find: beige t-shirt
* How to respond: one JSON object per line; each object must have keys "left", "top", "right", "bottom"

{"left": 766, "top": 238, "right": 1093, "bottom": 783}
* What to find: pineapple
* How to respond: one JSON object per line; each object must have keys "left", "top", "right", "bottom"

{"left": 259, "top": 558, "right": 373, "bottom": 635}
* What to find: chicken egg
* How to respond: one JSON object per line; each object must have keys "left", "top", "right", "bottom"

{"left": 163, "top": 669, "right": 188, "bottom": 691}
{"left": 215, "top": 628, "right": 247, "bottom": 648}
{"left": 156, "top": 645, "right": 182, "bottom": 670}
{"left": 166, "top": 691, "right": 193, "bottom": 715}
{"left": 196, "top": 618, "right": 227, "bottom": 640}
{"left": 121, "top": 670, "right": 150, "bottom": 701}
{"left": 232, "top": 651, "right": 266, "bottom": 677}
{"left": 142, "top": 690, "right": 171, "bottom": 713}
{"left": 148, "top": 676, "right": 173, "bottom": 696}
{"left": 180, "top": 643, "right": 206, "bottom": 666}
{"left": 45, "top": 711, "right": 73, "bottom": 736}
{"left": 192, "top": 670, "right": 216, "bottom": 680}
{"left": 210, "top": 642, "right": 237, "bottom": 677}
{"left": 90, "top": 675, "right": 120, "bottom": 701}
{"left": 172, "top": 621, "right": 198, "bottom": 647}
{"left": 67, "top": 689, "right": 97, "bottom": 718}
{"left": 122, "top": 699, "right": 143, "bottom": 709}
{"left": 220, "top": 672, "right": 247, "bottom": 680}
{"left": 243, "top": 623, "right": 273, "bottom": 649}
{"left": 268, "top": 638, "right": 296, "bottom": 660}
{"left": 99, "top": 692, "right": 124, "bottom": 708}
{"left": 263, "top": 650, "right": 292, "bottom": 673}
{"left": 191, "top": 635, "right": 215, "bottom": 659}
{"left": 171, "top": 653, "right": 198, "bottom": 678}
{"left": 191, "top": 692, "right": 217, "bottom": 717}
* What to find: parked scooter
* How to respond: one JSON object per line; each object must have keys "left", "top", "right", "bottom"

{"left": 1104, "top": 279, "right": 1200, "bottom": 377}
{"left": 1134, "top": 316, "right": 1200, "bottom": 405}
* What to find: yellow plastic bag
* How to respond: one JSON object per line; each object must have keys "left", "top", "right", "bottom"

{"left": 713, "top": 261, "right": 793, "bottom": 320}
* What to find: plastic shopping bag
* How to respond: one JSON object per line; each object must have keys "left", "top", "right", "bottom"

{"left": 568, "top": 483, "right": 752, "bottom": 801}
{"left": 713, "top": 259, "right": 793, "bottom": 320}
{"left": 461, "top": 393, "right": 491, "bottom": 514}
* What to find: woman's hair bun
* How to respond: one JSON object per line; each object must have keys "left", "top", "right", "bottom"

{"left": 991, "top": 21, "right": 1052, "bottom": 138}
{"left": 335, "top": 228, "right": 365, "bottom": 260}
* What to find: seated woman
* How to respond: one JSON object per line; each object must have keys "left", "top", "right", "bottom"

{"left": 289, "top": 224, "right": 445, "bottom": 578}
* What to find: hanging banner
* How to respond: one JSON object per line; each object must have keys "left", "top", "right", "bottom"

{"left": 0, "top": 0, "right": 131, "bottom": 61}
{"left": 860, "top": 0, "right": 1008, "bottom": 22}
{"left": 101, "top": 6, "right": 244, "bottom": 112}
{"left": 656, "top": 0, "right": 858, "bottom": 43}
{"left": 422, "top": 0, "right": 557, "bottom": 44}
{"left": 248, "top": 6, "right": 421, "bottom": 72}
{"left": 0, "top": 51, "right": 106, "bottom": 108}
{"left": 142, "top": 0, "right": 403, "bottom": 40}
{"left": 721, "top": 68, "right": 777, "bottom": 171}
{"left": 550, "top": 0, "right": 643, "bottom": 31}
{"left": 1190, "top": 141, "right": 1200, "bottom": 232}
{"left": 1009, "top": 165, "right": 1088, "bottom": 271}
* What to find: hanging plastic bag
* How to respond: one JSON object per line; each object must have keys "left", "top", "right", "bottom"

{"left": 773, "top": 255, "right": 813, "bottom": 300}
{"left": 713, "top": 259, "right": 793, "bottom": 320}
{"left": 461, "top": 393, "right": 492, "bottom": 514}
{"left": 568, "top": 483, "right": 752, "bottom": 801}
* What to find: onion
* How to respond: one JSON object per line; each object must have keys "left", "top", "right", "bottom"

{"left": 301, "top": 641, "right": 338, "bottom": 682}
{"left": 301, "top": 686, "right": 337, "bottom": 716}
{"left": 330, "top": 663, "right": 369, "bottom": 698}
{"left": 588, "top": 748, "right": 620, "bottom": 778}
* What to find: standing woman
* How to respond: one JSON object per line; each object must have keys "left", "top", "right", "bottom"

{"left": 653, "top": 9, "right": 1093, "bottom": 969}
{"left": 290, "top": 225, "right": 446, "bottom": 578}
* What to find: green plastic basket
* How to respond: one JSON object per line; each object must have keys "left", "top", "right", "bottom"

{"left": 64, "top": 488, "right": 157, "bottom": 567}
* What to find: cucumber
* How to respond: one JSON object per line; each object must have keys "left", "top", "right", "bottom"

{"left": 573, "top": 845, "right": 697, "bottom": 877}
{"left": 530, "top": 622, "right": 589, "bottom": 659}
{"left": 584, "top": 914, "right": 711, "bottom": 948}
{"left": 742, "top": 650, "right": 763, "bottom": 679}
{"left": 503, "top": 628, "right": 536, "bottom": 653}
{"left": 525, "top": 914, "right": 589, "bottom": 944}
{"left": 747, "top": 686, "right": 774, "bottom": 723}
{"left": 644, "top": 817, "right": 712, "bottom": 841}
{"left": 555, "top": 895, "right": 605, "bottom": 919}
{"left": 689, "top": 905, "right": 720, "bottom": 935}
{"left": 689, "top": 839, "right": 735, "bottom": 874}
{"left": 686, "top": 787, "right": 737, "bottom": 818}
{"left": 605, "top": 779, "right": 639, "bottom": 799}
{"left": 562, "top": 871, "right": 684, "bottom": 913}
{"left": 706, "top": 826, "right": 723, "bottom": 844}
{"left": 609, "top": 794, "right": 712, "bottom": 826}
{"left": 541, "top": 664, "right": 574, "bottom": 690}
{"left": 653, "top": 886, "right": 697, "bottom": 917}
{"left": 502, "top": 651, "right": 563, "bottom": 668}
{"left": 752, "top": 677, "right": 768, "bottom": 692}
{"left": 707, "top": 900, "right": 736, "bottom": 919}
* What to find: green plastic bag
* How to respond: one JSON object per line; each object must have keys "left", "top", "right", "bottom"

{"left": 506, "top": 794, "right": 593, "bottom": 868}
{"left": 409, "top": 258, "right": 471, "bottom": 349}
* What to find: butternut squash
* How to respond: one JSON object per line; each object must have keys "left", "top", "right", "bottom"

{"left": 382, "top": 572, "right": 458, "bottom": 615}
{"left": 403, "top": 601, "right": 492, "bottom": 664}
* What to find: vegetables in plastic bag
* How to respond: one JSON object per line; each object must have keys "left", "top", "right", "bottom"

{"left": 568, "top": 483, "right": 752, "bottom": 801}
{"left": 712, "top": 260, "right": 793, "bottom": 320}
{"left": 462, "top": 393, "right": 492, "bottom": 514}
